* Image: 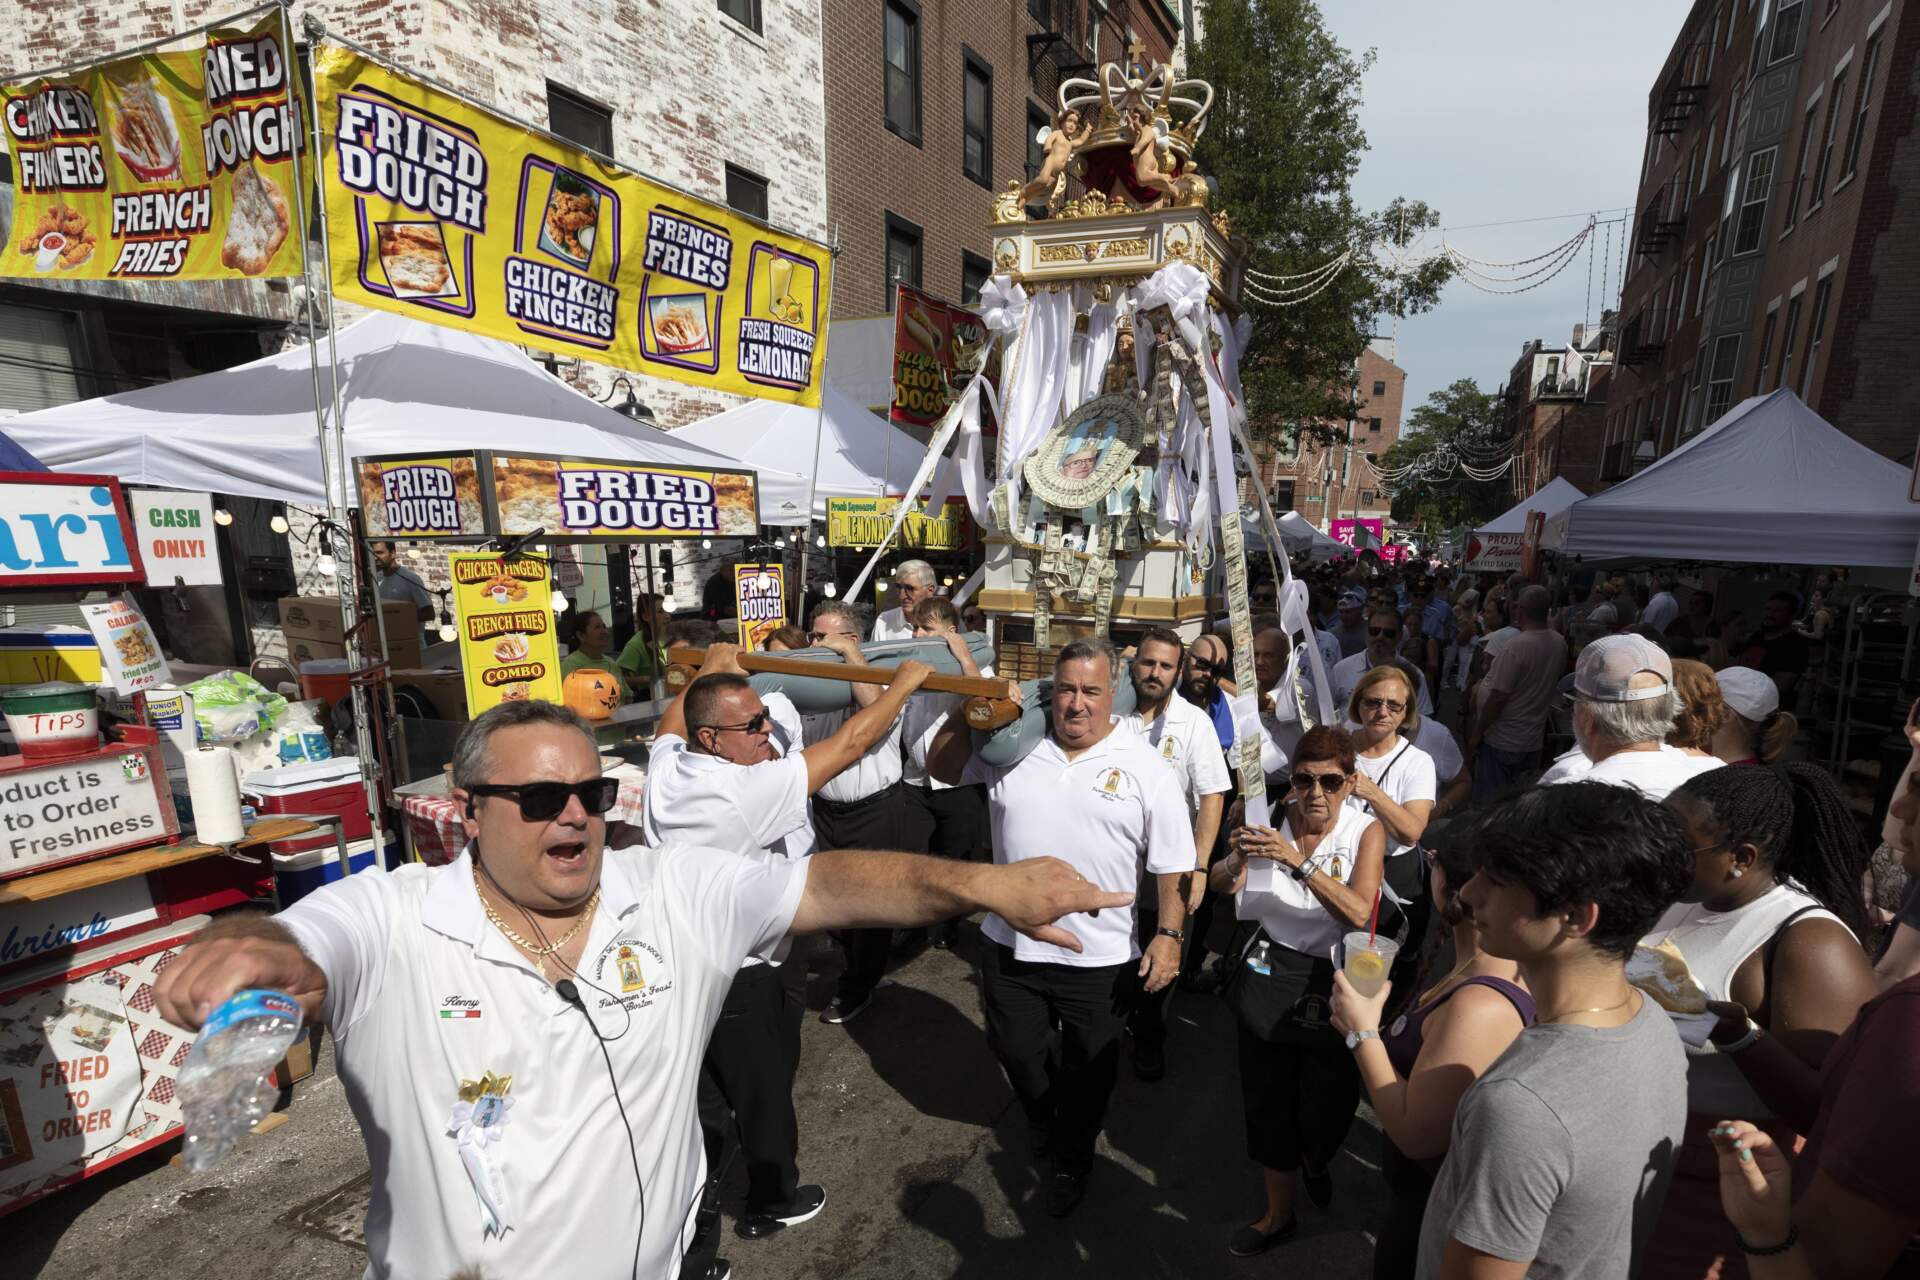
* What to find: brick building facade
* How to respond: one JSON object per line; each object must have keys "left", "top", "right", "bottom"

{"left": 1609, "top": 0, "right": 1920, "bottom": 477}
{"left": 820, "top": 0, "right": 1180, "bottom": 321}
{"left": 1254, "top": 340, "right": 1406, "bottom": 530}
{"left": 1500, "top": 319, "right": 1615, "bottom": 499}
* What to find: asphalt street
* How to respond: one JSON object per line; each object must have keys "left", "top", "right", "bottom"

{"left": 14, "top": 925, "right": 1389, "bottom": 1279}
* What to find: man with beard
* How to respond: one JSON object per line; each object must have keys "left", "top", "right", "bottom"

{"left": 1121, "top": 628, "right": 1230, "bottom": 1080}
{"left": 929, "top": 639, "right": 1196, "bottom": 1216}
{"left": 1330, "top": 608, "right": 1436, "bottom": 718}
{"left": 1179, "top": 631, "right": 1240, "bottom": 991}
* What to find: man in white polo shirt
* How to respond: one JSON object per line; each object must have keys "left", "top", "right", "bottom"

{"left": 1547, "top": 634, "right": 1722, "bottom": 801}
{"left": 154, "top": 699, "right": 1124, "bottom": 1280}
{"left": 1329, "top": 607, "right": 1435, "bottom": 718}
{"left": 871, "top": 559, "right": 938, "bottom": 640}
{"left": 644, "top": 642, "right": 932, "bottom": 1255}
{"left": 1121, "top": 626, "right": 1230, "bottom": 1082}
{"left": 928, "top": 637, "right": 1196, "bottom": 1218}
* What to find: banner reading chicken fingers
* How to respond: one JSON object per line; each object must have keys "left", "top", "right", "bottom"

{"left": 1, "top": 11, "right": 303, "bottom": 281}
{"left": 314, "top": 44, "right": 833, "bottom": 406}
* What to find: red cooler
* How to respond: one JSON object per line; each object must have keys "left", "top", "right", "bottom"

{"left": 242, "top": 757, "right": 373, "bottom": 854}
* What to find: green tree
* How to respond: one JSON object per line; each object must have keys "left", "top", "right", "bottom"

{"left": 1190, "top": 0, "right": 1452, "bottom": 449}
{"left": 1377, "top": 378, "right": 1515, "bottom": 531}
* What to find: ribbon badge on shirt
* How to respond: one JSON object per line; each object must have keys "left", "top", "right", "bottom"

{"left": 447, "top": 1071, "right": 515, "bottom": 1236}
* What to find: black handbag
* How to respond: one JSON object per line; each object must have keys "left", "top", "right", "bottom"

{"left": 1222, "top": 921, "right": 1341, "bottom": 1046}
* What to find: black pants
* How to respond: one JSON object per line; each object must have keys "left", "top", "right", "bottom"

{"left": 697, "top": 963, "right": 801, "bottom": 1212}
{"left": 1235, "top": 1022, "right": 1361, "bottom": 1174}
{"left": 979, "top": 940, "right": 1133, "bottom": 1176}
{"left": 1129, "top": 886, "right": 1176, "bottom": 1052}
{"left": 1180, "top": 823, "right": 1232, "bottom": 983}
{"left": 814, "top": 783, "right": 905, "bottom": 1004}
{"left": 903, "top": 781, "right": 988, "bottom": 861}
{"left": 1373, "top": 1138, "right": 1436, "bottom": 1280}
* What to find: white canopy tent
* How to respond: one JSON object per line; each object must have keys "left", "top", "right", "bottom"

{"left": 671, "top": 384, "right": 955, "bottom": 525}
{"left": 2, "top": 312, "right": 796, "bottom": 510}
{"left": 1477, "top": 475, "right": 1586, "bottom": 536}
{"left": 1557, "top": 388, "right": 1920, "bottom": 567}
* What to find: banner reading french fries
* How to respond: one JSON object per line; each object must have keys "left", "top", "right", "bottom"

{"left": 1, "top": 11, "right": 302, "bottom": 281}
{"left": 449, "top": 551, "right": 563, "bottom": 716}
{"left": 314, "top": 44, "right": 833, "bottom": 406}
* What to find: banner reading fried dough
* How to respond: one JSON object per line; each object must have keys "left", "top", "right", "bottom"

{"left": 0, "top": 11, "right": 302, "bottom": 281}
{"left": 314, "top": 44, "right": 833, "bottom": 407}
{"left": 450, "top": 551, "right": 563, "bottom": 717}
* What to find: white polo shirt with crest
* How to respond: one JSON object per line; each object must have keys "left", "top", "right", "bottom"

{"left": 1124, "top": 692, "right": 1232, "bottom": 816}
{"left": 277, "top": 843, "right": 807, "bottom": 1280}
{"left": 962, "top": 721, "right": 1196, "bottom": 967}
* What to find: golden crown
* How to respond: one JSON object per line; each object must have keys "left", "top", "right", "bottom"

{"left": 1058, "top": 50, "right": 1214, "bottom": 158}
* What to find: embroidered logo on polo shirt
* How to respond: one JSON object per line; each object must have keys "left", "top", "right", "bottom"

{"left": 439, "top": 995, "right": 483, "bottom": 1020}
{"left": 591, "top": 936, "right": 674, "bottom": 1010}
{"left": 1160, "top": 735, "right": 1177, "bottom": 761}
{"left": 615, "top": 945, "right": 646, "bottom": 992}
{"left": 1092, "top": 767, "right": 1135, "bottom": 800}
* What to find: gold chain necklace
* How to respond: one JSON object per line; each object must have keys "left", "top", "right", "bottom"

{"left": 474, "top": 867, "right": 599, "bottom": 957}
{"left": 1538, "top": 992, "right": 1635, "bottom": 1024}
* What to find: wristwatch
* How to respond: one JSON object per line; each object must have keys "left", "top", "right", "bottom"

{"left": 1345, "top": 1028, "right": 1379, "bottom": 1051}
{"left": 1288, "top": 859, "right": 1311, "bottom": 882}
{"left": 1156, "top": 926, "right": 1186, "bottom": 942}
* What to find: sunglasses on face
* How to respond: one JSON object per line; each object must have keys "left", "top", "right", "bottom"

{"left": 468, "top": 778, "right": 620, "bottom": 822}
{"left": 1361, "top": 696, "right": 1406, "bottom": 714}
{"left": 700, "top": 710, "right": 773, "bottom": 737}
{"left": 1368, "top": 626, "right": 1401, "bottom": 639}
{"left": 1289, "top": 770, "right": 1347, "bottom": 793}
{"left": 1188, "top": 657, "right": 1226, "bottom": 676}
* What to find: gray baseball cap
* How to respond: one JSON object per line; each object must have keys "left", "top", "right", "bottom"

{"left": 1573, "top": 634, "right": 1673, "bottom": 703}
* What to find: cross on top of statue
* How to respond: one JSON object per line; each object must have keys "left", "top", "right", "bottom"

{"left": 1127, "top": 38, "right": 1150, "bottom": 80}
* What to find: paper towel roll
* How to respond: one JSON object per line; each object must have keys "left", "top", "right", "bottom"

{"left": 185, "top": 745, "right": 245, "bottom": 845}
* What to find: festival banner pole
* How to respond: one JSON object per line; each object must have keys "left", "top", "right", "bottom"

{"left": 795, "top": 227, "right": 840, "bottom": 603}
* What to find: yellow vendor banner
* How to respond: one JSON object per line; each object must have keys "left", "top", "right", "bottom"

{"left": 1, "top": 11, "right": 302, "bottom": 281}
{"left": 449, "top": 551, "right": 563, "bottom": 715}
{"left": 827, "top": 496, "right": 973, "bottom": 551}
{"left": 735, "top": 563, "right": 785, "bottom": 649}
{"left": 313, "top": 43, "right": 832, "bottom": 406}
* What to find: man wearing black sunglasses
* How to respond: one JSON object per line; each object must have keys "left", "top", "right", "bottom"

{"left": 1329, "top": 608, "right": 1435, "bottom": 721}
{"left": 155, "top": 697, "right": 1126, "bottom": 1280}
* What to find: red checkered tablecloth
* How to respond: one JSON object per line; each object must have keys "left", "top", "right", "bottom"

{"left": 401, "top": 768, "right": 646, "bottom": 866}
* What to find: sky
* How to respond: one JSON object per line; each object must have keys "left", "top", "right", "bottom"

{"left": 1316, "top": 0, "right": 1683, "bottom": 419}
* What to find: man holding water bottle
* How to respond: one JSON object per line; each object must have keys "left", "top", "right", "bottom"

{"left": 153, "top": 699, "right": 1129, "bottom": 1280}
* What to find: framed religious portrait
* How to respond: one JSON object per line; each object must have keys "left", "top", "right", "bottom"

{"left": 1021, "top": 392, "right": 1148, "bottom": 509}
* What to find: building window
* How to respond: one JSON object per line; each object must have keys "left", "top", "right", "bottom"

{"left": 1367, "top": 417, "right": 1382, "bottom": 433}
{"left": 1705, "top": 334, "right": 1741, "bottom": 424}
{"left": 1755, "top": 305, "right": 1780, "bottom": 390}
{"left": 546, "top": 83, "right": 614, "bottom": 158}
{"left": 1776, "top": 292, "right": 1805, "bottom": 393}
{"left": 1809, "top": 73, "right": 1846, "bottom": 204}
{"left": 1701, "top": 120, "right": 1718, "bottom": 192}
{"left": 1371, "top": 379, "right": 1385, "bottom": 396}
{"left": 1680, "top": 363, "right": 1701, "bottom": 435}
{"left": 1028, "top": 0, "right": 1050, "bottom": 21}
{"left": 884, "top": 213, "right": 922, "bottom": 308}
{"left": 717, "top": 0, "right": 761, "bottom": 35}
{"left": 884, "top": 0, "right": 922, "bottom": 144}
{"left": 724, "top": 163, "right": 769, "bottom": 221}
{"left": 962, "top": 50, "right": 993, "bottom": 188}
{"left": 1697, "top": 236, "right": 1715, "bottom": 314}
{"left": 1027, "top": 104, "right": 1049, "bottom": 181}
{"left": 1800, "top": 277, "right": 1833, "bottom": 400}
{"left": 1768, "top": 0, "right": 1805, "bottom": 65}
{"left": 1841, "top": 36, "right": 1881, "bottom": 182}
{"left": 1723, "top": 85, "right": 1740, "bottom": 167}
{"left": 1783, "top": 104, "right": 1817, "bottom": 231}
{"left": 960, "top": 251, "right": 992, "bottom": 305}
{"left": 1731, "top": 146, "right": 1777, "bottom": 255}
{"left": 1276, "top": 424, "right": 1300, "bottom": 463}
{"left": 1087, "top": 1, "right": 1103, "bottom": 60}
{"left": 1273, "top": 479, "right": 1296, "bottom": 511}
{"left": 1360, "top": 490, "right": 1376, "bottom": 507}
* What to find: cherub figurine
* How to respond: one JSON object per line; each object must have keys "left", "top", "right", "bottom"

{"left": 1020, "top": 106, "right": 1092, "bottom": 208}
{"left": 1127, "top": 104, "right": 1180, "bottom": 210}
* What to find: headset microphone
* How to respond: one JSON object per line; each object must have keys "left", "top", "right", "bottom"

{"left": 556, "top": 978, "right": 582, "bottom": 1006}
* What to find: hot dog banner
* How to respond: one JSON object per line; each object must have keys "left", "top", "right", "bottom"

{"left": 1, "top": 11, "right": 302, "bottom": 282}
{"left": 355, "top": 450, "right": 759, "bottom": 542}
{"left": 313, "top": 43, "right": 832, "bottom": 406}
{"left": 448, "top": 551, "right": 562, "bottom": 716}
{"left": 734, "top": 563, "right": 785, "bottom": 649}
{"left": 891, "top": 284, "right": 987, "bottom": 429}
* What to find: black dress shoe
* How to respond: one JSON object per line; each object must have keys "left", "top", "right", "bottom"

{"left": 736, "top": 1184, "right": 827, "bottom": 1239}
{"left": 1301, "top": 1161, "right": 1333, "bottom": 1209}
{"left": 1228, "top": 1216, "right": 1298, "bottom": 1257}
{"left": 1046, "top": 1170, "right": 1087, "bottom": 1218}
{"left": 1132, "top": 1040, "right": 1166, "bottom": 1082}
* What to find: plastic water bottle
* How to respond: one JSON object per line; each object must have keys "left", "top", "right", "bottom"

{"left": 1246, "top": 939, "right": 1273, "bottom": 976}
{"left": 175, "top": 989, "right": 303, "bottom": 1172}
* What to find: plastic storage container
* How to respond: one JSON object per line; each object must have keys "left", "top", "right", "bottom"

{"left": 242, "top": 757, "right": 371, "bottom": 854}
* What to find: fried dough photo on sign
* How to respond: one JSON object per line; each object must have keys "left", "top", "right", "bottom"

{"left": 223, "top": 159, "right": 290, "bottom": 276}
{"left": 537, "top": 167, "right": 600, "bottom": 268}
{"left": 377, "top": 221, "right": 458, "bottom": 298}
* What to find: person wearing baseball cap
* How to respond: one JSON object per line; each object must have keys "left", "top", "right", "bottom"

{"left": 1544, "top": 635, "right": 1724, "bottom": 801}
{"left": 1333, "top": 589, "right": 1371, "bottom": 659}
{"left": 1711, "top": 666, "right": 1800, "bottom": 766}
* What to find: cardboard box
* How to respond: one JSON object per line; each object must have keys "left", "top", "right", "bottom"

{"left": 390, "top": 668, "right": 469, "bottom": 722}
{"left": 278, "top": 596, "right": 421, "bottom": 667}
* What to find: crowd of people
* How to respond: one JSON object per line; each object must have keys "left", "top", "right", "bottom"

{"left": 150, "top": 553, "right": 1920, "bottom": 1280}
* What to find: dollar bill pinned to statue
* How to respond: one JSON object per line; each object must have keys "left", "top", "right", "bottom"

{"left": 1, "top": 11, "right": 303, "bottom": 282}
{"left": 313, "top": 42, "right": 834, "bottom": 406}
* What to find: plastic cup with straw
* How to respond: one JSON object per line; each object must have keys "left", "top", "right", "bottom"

{"left": 1343, "top": 890, "right": 1396, "bottom": 998}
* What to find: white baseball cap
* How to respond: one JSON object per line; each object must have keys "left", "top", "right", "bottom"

{"left": 1573, "top": 634, "right": 1673, "bottom": 702}
{"left": 1716, "top": 666, "right": 1780, "bottom": 721}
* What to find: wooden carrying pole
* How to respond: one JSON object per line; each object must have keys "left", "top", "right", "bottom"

{"left": 664, "top": 647, "right": 1023, "bottom": 730}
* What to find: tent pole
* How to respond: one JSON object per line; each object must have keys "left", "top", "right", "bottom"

{"left": 795, "top": 229, "right": 840, "bottom": 613}
{"left": 295, "top": 17, "right": 388, "bottom": 853}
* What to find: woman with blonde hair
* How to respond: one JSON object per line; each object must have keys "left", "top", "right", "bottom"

{"left": 1711, "top": 667, "right": 1798, "bottom": 765}
{"left": 1668, "top": 658, "right": 1727, "bottom": 757}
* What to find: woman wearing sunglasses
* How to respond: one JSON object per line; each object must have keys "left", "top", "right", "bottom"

{"left": 1329, "top": 823, "right": 1532, "bottom": 1279}
{"left": 1212, "top": 726, "right": 1386, "bottom": 1257}
{"left": 1346, "top": 665, "right": 1437, "bottom": 939}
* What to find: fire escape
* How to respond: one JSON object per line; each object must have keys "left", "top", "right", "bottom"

{"left": 1652, "top": 41, "right": 1711, "bottom": 137}
{"left": 1026, "top": 0, "right": 1097, "bottom": 107}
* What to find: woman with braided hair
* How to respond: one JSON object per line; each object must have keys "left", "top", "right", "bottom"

{"left": 1639, "top": 763, "right": 1879, "bottom": 1279}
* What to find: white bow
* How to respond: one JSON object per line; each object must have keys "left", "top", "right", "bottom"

{"left": 1136, "top": 262, "right": 1211, "bottom": 352}
{"left": 978, "top": 275, "right": 1028, "bottom": 335}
